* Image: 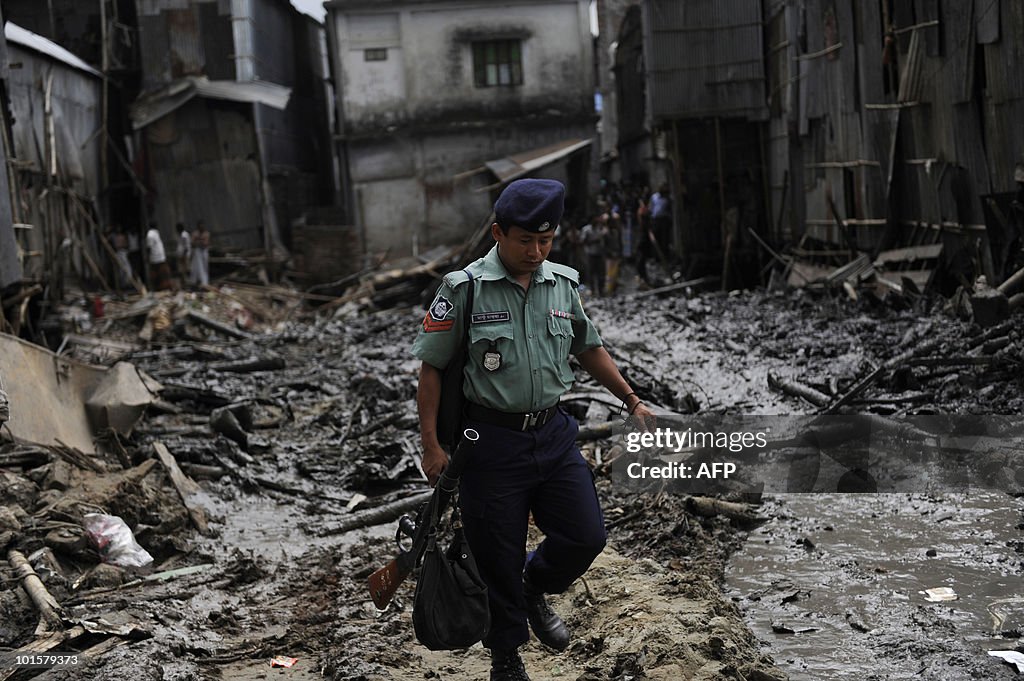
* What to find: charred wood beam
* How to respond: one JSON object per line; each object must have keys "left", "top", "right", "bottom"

{"left": 997, "top": 263, "right": 1024, "bottom": 296}
{"left": 317, "top": 491, "right": 433, "bottom": 537}
{"left": 1, "top": 284, "right": 43, "bottom": 309}
{"left": 186, "top": 311, "right": 253, "bottom": 340}
{"left": 818, "top": 365, "right": 885, "bottom": 415}
{"left": 882, "top": 338, "right": 942, "bottom": 370}
{"left": 684, "top": 496, "right": 765, "bottom": 528}
{"left": 905, "top": 356, "right": 1004, "bottom": 368}
{"left": 159, "top": 384, "right": 233, "bottom": 407}
{"left": 629, "top": 276, "right": 719, "bottom": 299}
{"left": 208, "top": 357, "right": 286, "bottom": 373}
{"left": 966, "top": 321, "right": 1015, "bottom": 349}
{"left": 0, "top": 448, "right": 50, "bottom": 468}
{"left": 767, "top": 372, "right": 830, "bottom": 407}
{"left": 576, "top": 421, "right": 617, "bottom": 442}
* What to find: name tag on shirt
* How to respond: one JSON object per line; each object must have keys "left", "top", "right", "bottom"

{"left": 472, "top": 311, "right": 511, "bottom": 324}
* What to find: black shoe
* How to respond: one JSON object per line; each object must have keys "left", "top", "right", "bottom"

{"left": 523, "top": 573, "right": 570, "bottom": 650}
{"left": 490, "top": 649, "right": 531, "bottom": 681}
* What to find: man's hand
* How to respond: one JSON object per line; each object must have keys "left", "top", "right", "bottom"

{"left": 421, "top": 443, "right": 449, "bottom": 487}
{"left": 627, "top": 401, "right": 656, "bottom": 433}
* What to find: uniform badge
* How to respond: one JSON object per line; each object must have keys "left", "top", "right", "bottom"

{"left": 429, "top": 295, "right": 453, "bottom": 320}
{"left": 538, "top": 221, "right": 551, "bottom": 232}
{"left": 423, "top": 294, "right": 455, "bottom": 332}
{"left": 483, "top": 349, "right": 502, "bottom": 371}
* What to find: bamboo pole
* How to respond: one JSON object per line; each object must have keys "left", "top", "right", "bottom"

{"left": 8, "top": 549, "right": 64, "bottom": 634}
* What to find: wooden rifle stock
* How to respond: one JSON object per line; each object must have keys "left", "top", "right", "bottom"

{"left": 368, "top": 555, "right": 414, "bottom": 609}
{"left": 366, "top": 428, "right": 480, "bottom": 609}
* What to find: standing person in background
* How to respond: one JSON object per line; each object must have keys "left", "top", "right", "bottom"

{"left": 176, "top": 223, "right": 192, "bottom": 285}
{"left": 111, "top": 225, "right": 133, "bottom": 291}
{"left": 604, "top": 208, "right": 623, "bottom": 296}
{"left": 126, "top": 227, "right": 142, "bottom": 284}
{"left": 190, "top": 220, "right": 211, "bottom": 287}
{"left": 145, "top": 223, "right": 172, "bottom": 291}
{"left": 635, "top": 189, "right": 653, "bottom": 283}
{"left": 649, "top": 183, "right": 672, "bottom": 256}
{"left": 580, "top": 213, "right": 607, "bottom": 296}
{"left": 563, "top": 220, "right": 583, "bottom": 273}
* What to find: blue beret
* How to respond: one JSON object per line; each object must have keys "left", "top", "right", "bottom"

{"left": 494, "top": 179, "right": 565, "bottom": 233}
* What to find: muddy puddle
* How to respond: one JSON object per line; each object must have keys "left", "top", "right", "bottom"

{"left": 726, "top": 492, "right": 1024, "bottom": 680}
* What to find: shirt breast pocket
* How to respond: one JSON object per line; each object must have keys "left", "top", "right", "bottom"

{"left": 470, "top": 320, "right": 514, "bottom": 371}
{"left": 547, "top": 315, "right": 575, "bottom": 382}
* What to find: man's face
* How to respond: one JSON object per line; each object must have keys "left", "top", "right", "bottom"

{"left": 492, "top": 224, "right": 554, "bottom": 276}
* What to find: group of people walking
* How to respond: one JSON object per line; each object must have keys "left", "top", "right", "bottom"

{"left": 109, "top": 220, "right": 211, "bottom": 292}
{"left": 552, "top": 182, "right": 673, "bottom": 296}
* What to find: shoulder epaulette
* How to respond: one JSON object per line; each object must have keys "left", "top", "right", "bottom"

{"left": 547, "top": 262, "right": 580, "bottom": 286}
{"left": 442, "top": 268, "right": 476, "bottom": 289}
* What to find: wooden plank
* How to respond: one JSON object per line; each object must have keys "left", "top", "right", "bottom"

{"left": 787, "top": 262, "right": 833, "bottom": 287}
{"left": 873, "top": 243, "right": 943, "bottom": 265}
{"left": 153, "top": 441, "right": 209, "bottom": 535}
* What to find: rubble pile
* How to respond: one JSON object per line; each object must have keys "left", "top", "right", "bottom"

{"left": 0, "top": 278, "right": 1020, "bottom": 679}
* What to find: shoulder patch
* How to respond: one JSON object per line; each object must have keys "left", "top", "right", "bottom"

{"left": 547, "top": 262, "right": 580, "bottom": 286}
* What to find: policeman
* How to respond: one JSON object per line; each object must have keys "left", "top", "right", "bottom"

{"left": 413, "top": 178, "right": 655, "bottom": 681}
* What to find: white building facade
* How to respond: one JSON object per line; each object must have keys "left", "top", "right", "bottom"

{"left": 326, "top": 0, "right": 596, "bottom": 256}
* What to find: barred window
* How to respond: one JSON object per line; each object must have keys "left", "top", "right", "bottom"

{"left": 472, "top": 40, "right": 523, "bottom": 87}
{"left": 364, "top": 48, "right": 388, "bottom": 62}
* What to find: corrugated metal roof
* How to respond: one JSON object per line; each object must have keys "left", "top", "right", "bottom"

{"left": 3, "top": 21, "right": 102, "bottom": 78}
{"left": 481, "top": 138, "right": 593, "bottom": 184}
{"left": 130, "top": 76, "right": 292, "bottom": 129}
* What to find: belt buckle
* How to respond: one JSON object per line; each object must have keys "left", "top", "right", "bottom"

{"left": 522, "top": 410, "right": 540, "bottom": 431}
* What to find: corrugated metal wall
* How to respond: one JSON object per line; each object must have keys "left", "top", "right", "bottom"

{"left": 6, "top": 46, "right": 104, "bottom": 288}
{"left": 145, "top": 98, "right": 264, "bottom": 251}
{"left": 634, "top": 0, "right": 1024, "bottom": 284}
{"left": 136, "top": 0, "right": 234, "bottom": 90}
{"left": 644, "top": 0, "right": 768, "bottom": 121}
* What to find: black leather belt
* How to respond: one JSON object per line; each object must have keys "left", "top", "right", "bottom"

{"left": 465, "top": 402, "right": 559, "bottom": 431}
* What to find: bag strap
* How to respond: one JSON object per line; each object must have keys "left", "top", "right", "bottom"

{"left": 461, "top": 269, "right": 475, "bottom": 352}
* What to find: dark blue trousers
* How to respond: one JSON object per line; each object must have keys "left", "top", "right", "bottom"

{"left": 458, "top": 409, "right": 607, "bottom": 652}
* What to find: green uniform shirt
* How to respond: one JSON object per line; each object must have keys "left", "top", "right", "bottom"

{"left": 412, "top": 245, "right": 603, "bottom": 413}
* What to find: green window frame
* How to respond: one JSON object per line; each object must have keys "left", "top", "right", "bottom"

{"left": 472, "top": 40, "right": 523, "bottom": 87}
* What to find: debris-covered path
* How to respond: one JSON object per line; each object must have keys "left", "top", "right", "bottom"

{"left": 2, "top": 286, "right": 1022, "bottom": 680}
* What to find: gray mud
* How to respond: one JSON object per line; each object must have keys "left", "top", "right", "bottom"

{"left": 5, "top": 286, "right": 1021, "bottom": 681}
{"left": 726, "top": 492, "right": 1024, "bottom": 680}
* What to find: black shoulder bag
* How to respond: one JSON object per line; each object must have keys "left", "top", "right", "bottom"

{"left": 412, "top": 500, "right": 490, "bottom": 649}
{"left": 412, "top": 430, "right": 489, "bottom": 650}
{"left": 436, "top": 271, "right": 475, "bottom": 449}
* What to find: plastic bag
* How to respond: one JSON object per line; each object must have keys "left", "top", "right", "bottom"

{"left": 82, "top": 513, "right": 154, "bottom": 567}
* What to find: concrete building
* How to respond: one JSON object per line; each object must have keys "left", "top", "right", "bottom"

{"left": 325, "top": 0, "right": 597, "bottom": 257}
